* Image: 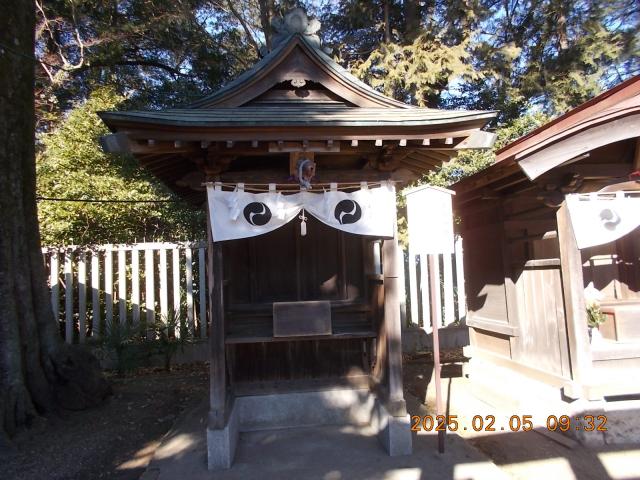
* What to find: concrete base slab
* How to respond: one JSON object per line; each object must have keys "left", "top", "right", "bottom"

{"left": 144, "top": 405, "right": 508, "bottom": 480}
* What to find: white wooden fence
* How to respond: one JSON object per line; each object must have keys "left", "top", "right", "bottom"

{"left": 406, "top": 235, "right": 466, "bottom": 330}
{"left": 43, "top": 242, "right": 208, "bottom": 344}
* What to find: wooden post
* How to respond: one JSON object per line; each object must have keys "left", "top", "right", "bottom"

{"left": 186, "top": 247, "right": 195, "bottom": 335}
{"left": 105, "top": 246, "right": 113, "bottom": 332}
{"left": 557, "top": 202, "right": 592, "bottom": 388}
{"left": 382, "top": 224, "right": 407, "bottom": 416}
{"left": 454, "top": 236, "right": 466, "bottom": 322}
{"left": 208, "top": 216, "right": 227, "bottom": 429}
{"left": 118, "top": 248, "right": 127, "bottom": 323}
{"left": 145, "top": 247, "right": 155, "bottom": 339}
{"left": 131, "top": 249, "right": 140, "bottom": 327}
{"left": 198, "top": 247, "right": 207, "bottom": 338}
{"left": 159, "top": 248, "right": 168, "bottom": 323}
{"left": 91, "top": 251, "right": 101, "bottom": 337}
{"left": 64, "top": 251, "right": 73, "bottom": 343}
{"left": 50, "top": 250, "right": 59, "bottom": 327}
{"left": 419, "top": 254, "right": 431, "bottom": 333}
{"left": 443, "top": 253, "right": 455, "bottom": 326}
{"left": 428, "top": 254, "right": 445, "bottom": 453}
{"left": 407, "top": 247, "right": 419, "bottom": 326}
{"left": 172, "top": 247, "right": 181, "bottom": 337}
{"left": 78, "top": 251, "right": 87, "bottom": 343}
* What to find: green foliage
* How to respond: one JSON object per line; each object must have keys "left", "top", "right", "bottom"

{"left": 397, "top": 112, "right": 550, "bottom": 247}
{"left": 425, "top": 112, "right": 551, "bottom": 188}
{"left": 587, "top": 305, "right": 607, "bottom": 329}
{"left": 93, "top": 321, "right": 144, "bottom": 376}
{"left": 151, "top": 309, "right": 192, "bottom": 372}
{"left": 36, "top": 88, "right": 204, "bottom": 245}
{"left": 352, "top": 33, "right": 481, "bottom": 106}
{"left": 322, "top": 0, "right": 639, "bottom": 119}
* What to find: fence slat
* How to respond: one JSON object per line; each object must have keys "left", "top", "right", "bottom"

{"left": 419, "top": 254, "right": 431, "bottom": 334}
{"left": 78, "top": 252, "right": 87, "bottom": 343}
{"left": 407, "top": 248, "right": 419, "bottom": 326}
{"left": 118, "top": 248, "right": 127, "bottom": 324}
{"left": 172, "top": 248, "right": 181, "bottom": 337}
{"left": 132, "top": 249, "right": 140, "bottom": 327}
{"left": 185, "top": 247, "right": 194, "bottom": 335}
{"left": 45, "top": 241, "right": 214, "bottom": 344}
{"left": 91, "top": 252, "right": 101, "bottom": 337}
{"left": 145, "top": 248, "right": 155, "bottom": 339}
{"left": 159, "top": 248, "right": 168, "bottom": 323}
{"left": 431, "top": 254, "right": 442, "bottom": 328}
{"left": 455, "top": 236, "right": 466, "bottom": 322}
{"left": 64, "top": 252, "right": 73, "bottom": 343}
{"left": 50, "top": 251, "right": 59, "bottom": 325}
{"left": 198, "top": 247, "right": 206, "bottom": 338}
{"left": 443, "top": 253, "right": 455, "bottom": 326}
{"left": 105, "top": 247, "right": 113, "bottom": 332}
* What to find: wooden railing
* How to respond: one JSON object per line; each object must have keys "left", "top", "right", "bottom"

{"left": 42, "top": 242, "right": 208, "bottom": 343}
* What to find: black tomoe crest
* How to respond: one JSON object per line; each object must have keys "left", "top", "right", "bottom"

{"left": 334, "top": 199, "right": 362, "bottom": 225}
{"left": 243, "top": 202, "right": 272, "bottom": 226}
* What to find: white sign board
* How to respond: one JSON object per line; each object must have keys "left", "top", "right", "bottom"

{"left": 403, "top": 185, "right": 455, "bottom": 254}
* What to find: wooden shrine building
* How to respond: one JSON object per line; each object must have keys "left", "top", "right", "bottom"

{"left": 99, "top": 8, "right": 496, "bottom": 467}
{"left": 453, "top": 75, "right": 640, "bottom": 444}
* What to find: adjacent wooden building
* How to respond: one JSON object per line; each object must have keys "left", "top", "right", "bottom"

{"left": 453, "top": 76, "right": 640, "bottom": 435}
{"left": 99, "top": 9, "right": 496, "bottom": 467}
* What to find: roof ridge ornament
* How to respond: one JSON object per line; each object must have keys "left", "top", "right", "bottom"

{"left": 269, "top": 7, "right": 328, "bottom": 53}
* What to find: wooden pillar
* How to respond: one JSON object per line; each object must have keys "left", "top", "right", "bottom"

{"left": 556, "top": 202, "right": 591, "bottom": 388}
{"left": 382, "top": 223, "right": 407, "bottom": 416}
{"left": 207, "top": 211, "right": 227, "bottom": 429}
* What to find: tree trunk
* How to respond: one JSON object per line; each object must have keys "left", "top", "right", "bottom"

{"left": 383, "top": 0, "right": 391, "bottom": 43}
{"left": 403, "top": 0, "right": 422, "bottom": 41}
{"left": 258, "top": 0, "right": 274, "bottom": 52}
{"left": 0, "top": 0, "right": 110, "bottom": 442}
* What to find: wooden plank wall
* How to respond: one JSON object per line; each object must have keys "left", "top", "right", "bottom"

{"left": 459, "top": 195, "right": 573, "bottom": 379}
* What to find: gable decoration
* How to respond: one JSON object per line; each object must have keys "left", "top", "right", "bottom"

{"left": 206, "top": 182, "right": 396, "bottom": 242}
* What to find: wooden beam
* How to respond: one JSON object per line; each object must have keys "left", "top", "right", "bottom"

{"left": 517, "top": 113, "right": 640, "bottom": 180}
{"left": 556, "top": 202, "right": 592, "bottom": 390}
{"left": 268, "top": 140, "right": 340, "bottom": 153}
{"left": 557, "top": 163, "right": 632, "bottom": 179}
{"left": 220, "top": 169, "right": 390, "bottom": 184}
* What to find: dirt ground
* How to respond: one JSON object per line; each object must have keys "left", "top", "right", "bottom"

{"left": 4, "top": 352, "right": 639, "bottom": 480}
{"left": 2, "top": 364, "right": 208, "bottom": 480}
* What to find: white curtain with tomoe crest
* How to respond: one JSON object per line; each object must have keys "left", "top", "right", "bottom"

{"left": 566, "top": 191, "right": 640, "bottom": 249}
{"left": 206, "top": 182, "right": 396, "bottom": 241}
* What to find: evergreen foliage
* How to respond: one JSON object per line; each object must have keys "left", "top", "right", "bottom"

{"left": 36, "top": 88, "right": 204, "bottom": 245}
{"left": 31, "top": 1, "right": 640, "bottom": 244}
